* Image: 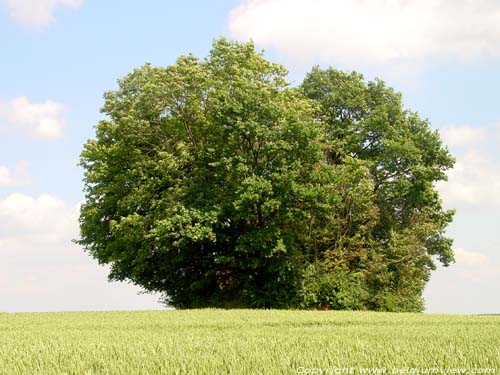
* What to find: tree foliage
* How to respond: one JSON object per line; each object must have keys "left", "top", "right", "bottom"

{"left": 79, "top": 39, "right": 454, "bottom": 311}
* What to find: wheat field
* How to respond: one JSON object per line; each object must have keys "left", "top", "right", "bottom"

{"left": 1, "top": 309, "right": 499, "bottom": 375}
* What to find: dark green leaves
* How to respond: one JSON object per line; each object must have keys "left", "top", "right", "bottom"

{"left": 79, "top": 39, "right": 454, "bottom": 311}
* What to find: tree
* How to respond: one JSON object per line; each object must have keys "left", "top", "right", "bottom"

{"left": 301, "top": 67, "right": 455, "bottom": 311}
{"left": 78, "top": 39, "right": 454, "bottom": 311}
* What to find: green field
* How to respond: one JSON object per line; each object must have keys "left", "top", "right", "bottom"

{"left": 1, "top": 309, "right": 499, "bottom": 375}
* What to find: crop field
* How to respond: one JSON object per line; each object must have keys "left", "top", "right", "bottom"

{"left": 0, "top": 309, "right": 499, "bottom": 375}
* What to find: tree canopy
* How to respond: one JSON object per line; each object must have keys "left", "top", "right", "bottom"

{"left": 78, "top": 38, "right": 454, "bottom": 311}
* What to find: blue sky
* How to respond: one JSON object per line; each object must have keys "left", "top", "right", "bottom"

{"left": 1, "top": 0, "right": 499, "bottom": 313}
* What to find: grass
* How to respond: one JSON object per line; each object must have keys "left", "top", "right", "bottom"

{"left": 1, "top": 309, "right": 499, "bottom": 374}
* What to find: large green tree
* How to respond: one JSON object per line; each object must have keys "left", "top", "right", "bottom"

{"left": 78, "top": 39, "right": 454, "bottom": 311}
{"left": 301, "top": 68, "right": 455, "bottom": 311}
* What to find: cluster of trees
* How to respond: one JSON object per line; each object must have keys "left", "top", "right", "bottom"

{"left": 78, "top": 38, "right": 454, "bottom": 312}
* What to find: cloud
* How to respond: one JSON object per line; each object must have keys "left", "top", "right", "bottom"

{"left": 437, "top": 126, "right": 500, "bottom": 211}
{"left": 454, "top": 247, "right": 489, "bottom": 267}
{"left": 0, "top": 96, "right": 65, "bottom": 140}
{"left": 0, "top": 193, "right": 77, "bottom": 240}
{"left": 437, "top": 149, "right": 500, "bottom": 210}
{"left": 0, "top": 193, "right": 161, "bottom": 312}
{"left": 441, "top": 126, "right": 486, "bottom": 148}
{"left": 0, "top": 160, "right": 31, "bottom": 187}
{"left": 228, "top": 0, "right": 500, "bottom": 66}
{"left": 1, "top": 0, "right": 83, "bottom": 28}
{"left": 452, "top": 248, "right": 494, "bottom": 284}
{"left": 425, "top": 247, "right": 499, "bottom": 313}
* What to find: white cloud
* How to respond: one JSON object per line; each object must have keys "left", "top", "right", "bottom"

{"left": 426, "top": 126, "right": 500, "bottom": 313}
{"left": 425, "top": 249, "right": 500, "bottom": 313}
{"left": 0, "top": 96, "right": 65, "bottom": 140}
{"left": 1, "top": 0, "right": 83, "bottom": 28}
{"left": 437, "top": 126, "right": 500, "bottom": 211}
{"left": 441, "top": 126, "right": 486, "bottom": 148}
{"left": 454, "top": 247, "right": 489, "bottom": 267}
{"left": 0, "top": 193, "right": 162, "bottom": 312}
{"left": 228, "top": 0, "right": 500, "bottom": 66}
{"left": 0, "top": 193, "right": 77, "bottom": 240}
{"left": 0, "top": 160, "right": 31, "bottom": 187}
{"left": 437, "top": 149, "right": 500, "bottom": 210}
{"left": 452, "top": 247, "right": 494, "bottom": 284}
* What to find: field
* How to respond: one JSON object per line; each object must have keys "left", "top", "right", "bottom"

{"left": 1, "top": 309, "right": 499, "bottom": 375}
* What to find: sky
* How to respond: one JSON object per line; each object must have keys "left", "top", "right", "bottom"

{"left": 0, "top": 0, "right": 499, "bottom": 314}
